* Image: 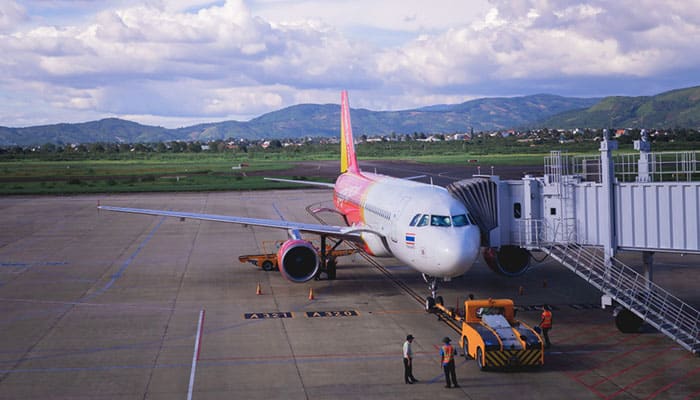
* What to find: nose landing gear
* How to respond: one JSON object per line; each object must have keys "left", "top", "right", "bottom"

{"left": 423, "top": 274, "right": 444, "bottom": 312}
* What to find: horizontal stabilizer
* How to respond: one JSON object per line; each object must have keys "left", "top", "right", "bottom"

{"left": 264, "top": 177, "right": 335, "bottom": 188}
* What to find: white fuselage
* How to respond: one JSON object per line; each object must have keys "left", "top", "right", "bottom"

{"left": 335, "top": 172, "right": 481, "bottom": 278}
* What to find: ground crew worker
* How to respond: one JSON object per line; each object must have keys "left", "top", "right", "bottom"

{"left": 540, "top": 304, "right": 553, "bottom": 348}
{"left": 403, "top": 334, "right": 418, "bottom": 384}
{"left": 439, "top": 337, "right": 459, "bottom": 388}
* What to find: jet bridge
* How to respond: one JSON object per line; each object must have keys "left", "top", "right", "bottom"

{"left": 448, "top": 131, "right": 700, "bottom": 354}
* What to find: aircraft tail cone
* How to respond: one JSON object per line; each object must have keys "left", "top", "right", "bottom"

{"left": 308, "top": 287, "right": 315, "bottom": 300}
{"left": 256, "top": 282, "right": 262, "bottom": 295}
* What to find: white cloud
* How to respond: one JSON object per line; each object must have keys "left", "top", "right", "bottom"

{"left": 0, "top": 1, "right": 26, "bottom": 32}
{"left": 251, "top": 0, "right": 490, "bottom": 36}
{"left": 0, "top": 0, "right": 699, "bottom": 128}
{"left": 376, "top": 1, "right": 700, "bottom": 93}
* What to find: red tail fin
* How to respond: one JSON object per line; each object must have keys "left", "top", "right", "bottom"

{"left": 340, "top": 91, "right": 360, "bottom": 174}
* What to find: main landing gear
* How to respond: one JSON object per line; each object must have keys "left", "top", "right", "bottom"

{"left": 423, "top": 274, "right": 444, "bottom": 312}
{"left": 314, "top": 235, "right": 344, "bottom": 280}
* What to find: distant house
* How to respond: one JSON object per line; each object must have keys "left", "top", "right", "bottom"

{"left": 417, "top": 135, "right": 442, "bottom": 142}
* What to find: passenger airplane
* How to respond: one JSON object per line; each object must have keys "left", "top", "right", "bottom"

{"left": 99, "top": 91, "right": 481, "bottom": 306}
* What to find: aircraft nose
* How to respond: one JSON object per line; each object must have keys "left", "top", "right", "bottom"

{"left": 438, "top": 226, "right": 481, "bottom": 276}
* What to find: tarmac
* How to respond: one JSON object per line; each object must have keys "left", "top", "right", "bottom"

{"left": 0, "top": 189, "right": 699, "bottom": 399}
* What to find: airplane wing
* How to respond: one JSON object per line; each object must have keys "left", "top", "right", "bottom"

{"left": 97, "top": 205, "right": 369, "bottom": 242}
{"left": 263, "top": 177, "right": 335, "bottom": 189}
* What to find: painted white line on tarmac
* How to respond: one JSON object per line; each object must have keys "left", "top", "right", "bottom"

{"left": 187, "top": 309, "right": 205, "bottom": 400}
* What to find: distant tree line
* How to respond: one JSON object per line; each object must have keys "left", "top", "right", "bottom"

{"left": 1, "top": 127, "right": 698, "bottom": 160}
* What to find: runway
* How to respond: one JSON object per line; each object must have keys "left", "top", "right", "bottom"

{"left": 0, "top": 190, "right": 698, "bottom": 399}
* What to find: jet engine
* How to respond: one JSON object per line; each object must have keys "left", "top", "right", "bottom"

{"left": 276, "top": 239, "right": 320, "bottom": 282}
{"left": 483, "top": 245, "right": 531, "bottom": 276}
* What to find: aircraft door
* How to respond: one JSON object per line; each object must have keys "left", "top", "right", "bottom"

{"left": 390, "top": 196, "right": 411, "bottom": 243}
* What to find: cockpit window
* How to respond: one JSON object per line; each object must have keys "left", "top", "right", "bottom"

{"left": 430, "top": 215, "right": 451, "bottom": 227}
{"left": 415, "top": 214, "right": 473, "bottom": 227}
{"left": 417, "top": 214, "right": 430, "bottom": 227}
{"left": 451, "top": 214, "right": 469, "bottom": 226}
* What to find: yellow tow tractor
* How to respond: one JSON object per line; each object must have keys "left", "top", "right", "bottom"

{"left": 238, "top": 240, "right": 356, "bottom": 279}
{"left": 238, "top": 241, "right": 282, "bottom": 272}
{"left": 431, "top": 298, "right": 544, "bottom": 370}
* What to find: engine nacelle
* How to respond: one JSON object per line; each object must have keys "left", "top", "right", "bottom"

{"left": 483, "top": 245, "right": 531, "bottom": 277}
{"left": 277, "top": 239, "right": 320, "bottom": 283}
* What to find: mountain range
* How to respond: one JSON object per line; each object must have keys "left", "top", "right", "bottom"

{"left": 2, "top": 86, "right": 699, "bottom": 146}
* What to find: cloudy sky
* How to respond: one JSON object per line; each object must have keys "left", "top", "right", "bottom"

{"left": 1, "top": 0, "right": 699, "bottom": 128}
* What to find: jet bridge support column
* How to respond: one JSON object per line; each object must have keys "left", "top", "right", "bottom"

{"left": 600, "top": 129, "right": 618, "bottom": 263}
{"left": 601, "top": 130, "right": 644, "bottom": 332}
{"left": 635, "top": 131, "right": 654, "bottom": 288}
{"left": 635, "top": 130, "right": 652, "bottom": 183}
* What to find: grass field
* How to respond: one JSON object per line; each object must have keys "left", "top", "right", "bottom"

{"left": 0, "top": 157, "right": 309, "bottom": 194}
{"left": 0, "top": 175, "right": 331, "bottom": 195}
{"left": 0, "top": 147, "right": 587, "bottom": 195}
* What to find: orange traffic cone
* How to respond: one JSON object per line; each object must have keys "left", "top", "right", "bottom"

{"left": 256, "top": 282, "right": 262, "bottom": 295}
{"left": 308, "top": 287, "right": 315, "bottom": 300}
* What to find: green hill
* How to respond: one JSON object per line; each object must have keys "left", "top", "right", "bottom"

{"left": 8, "top": 86, "right": 700, "bottom": 145}
{"left": 539, "top": 86, "right": 700, "bottom": 128}
{"left": 0, "top": 118, "right": 172, "bottom": 146}
{"left": 172, "top": 94, "right": 599, "bottom": 141}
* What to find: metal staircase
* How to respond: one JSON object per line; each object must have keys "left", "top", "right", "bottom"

{"left": 517, "top": 220, "right": 700, "bottom": 354}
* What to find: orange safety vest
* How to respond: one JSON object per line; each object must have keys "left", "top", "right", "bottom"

{"left": 441, "top": 344, "right": 455, "bottom": 364}
{"left": 541, "top": 310, "right": 552, "bottom": 328}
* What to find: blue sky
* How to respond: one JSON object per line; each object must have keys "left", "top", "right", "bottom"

{"left": 1, "top": 0, "right": 699, "bottom": 128}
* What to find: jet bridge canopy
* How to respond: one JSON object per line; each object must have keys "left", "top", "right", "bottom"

{"left": 446, "top": 178, "right": 498, "bottom": 245}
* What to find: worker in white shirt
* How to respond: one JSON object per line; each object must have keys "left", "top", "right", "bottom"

{"left": 403, "top": 334, "right": 418, "bottom": 384}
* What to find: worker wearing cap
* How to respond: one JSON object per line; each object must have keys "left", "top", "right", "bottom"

{"left": 403, "top": 334, "right": 418, "bottom": 384}
{"left": 540, "top": 304, "right": 553, "bottom": 348}
{"left": 439, "top": 337, "right": 459, "bottom": 388}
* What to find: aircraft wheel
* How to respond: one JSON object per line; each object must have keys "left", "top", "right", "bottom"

{"left": 476, "top": 347, "right": 486, "bottom": 370}
{"left": 462, "top": 337, "right": 471, "bottom": 359}
{"left": 326, "top": 260, "right": 337, "bottom": 280}
{"left": 262, "top": 260, "right": 274, "bottom": 271}
{"left": 436, "top": 296, "right": 444, "bottom": 306}
{"left": 425, "top": 296, "right": 436, "bottom": 312}
{"left": 615, "top": 307, "right": 643, "bottom": 333}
